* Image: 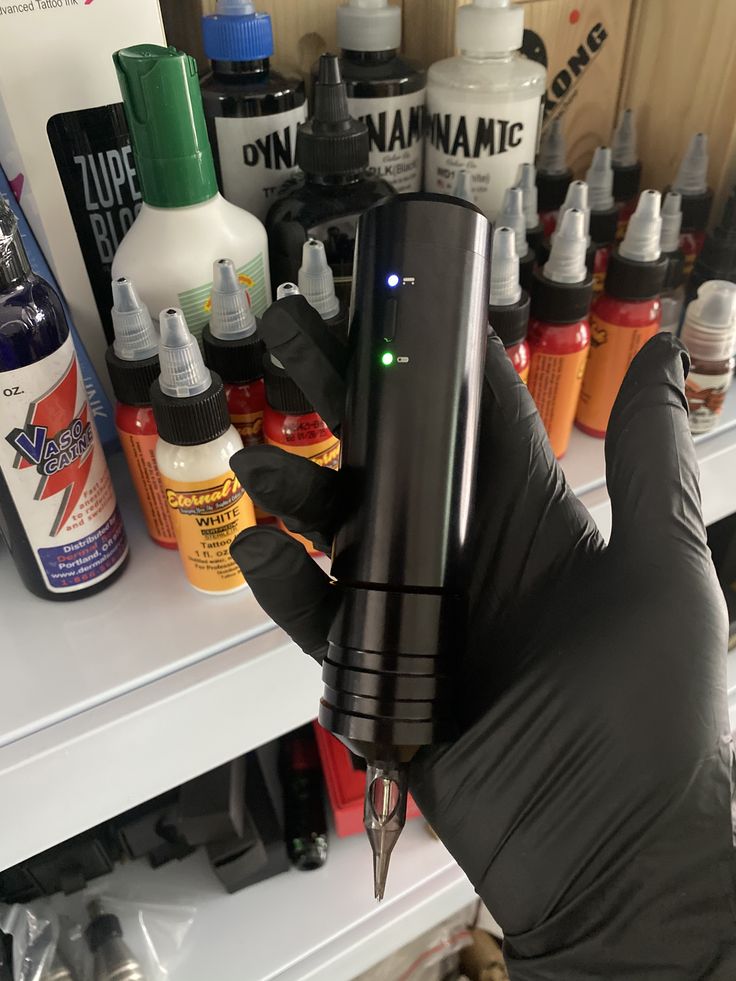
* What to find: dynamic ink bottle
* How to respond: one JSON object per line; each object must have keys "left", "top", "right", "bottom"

{"left": 200, "top": 0, "right": 307, "bottom": 221}
{"left": 266, "top": 54, "right": 394, "bottom": 308}
{"left": 611, "top": 108, "right": 641, "bottom": 240}
{"left": 488, "top": 225, "right": 530, "bottom": 381}
{"left": 576, "top": 190, "right": 667, "bottom": 438}
{"left": 536, "top": 117, "right": 572, "bottom": 238}
{"left": 151, "top": 308, "right": 256, "bottom": 593}
{"left": 527, "top": 208, "right": 592, "bottom": 458}
{"left": 0, "top": 196, "right": 128, "bottom": 599}
{"left": 335, "top": 0, "right": 425, "bottom": 194}
{"left": 425, "top": 0, "right": 546, "bottom": 221}
{"left": 106, "top": 277, "right": 175, "bottom": 549}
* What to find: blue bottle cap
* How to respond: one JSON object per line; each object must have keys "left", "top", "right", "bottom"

{"left": 202, "top": 1, "right": 274, "bottom": 62}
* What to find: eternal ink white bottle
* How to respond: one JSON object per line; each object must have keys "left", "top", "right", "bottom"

{"left": 425, "top": 0, "right": 546, "bottom": 222}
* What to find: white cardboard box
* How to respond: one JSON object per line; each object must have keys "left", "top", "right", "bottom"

{"left": 0, "top": 0, "right": 167, "bottom": 387}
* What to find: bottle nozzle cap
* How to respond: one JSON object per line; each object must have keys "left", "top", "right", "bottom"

{"left": 619, "top": 189, "right": 662, "bottom": 262}
{"left": 515, "top": 162, "right": 538, "bottom": 228}
{"left": 499, "top": 186, "right": 528, "bottom": 258}
{"left": 544, "top": 207, "right": 588, "bottom": 284}
{"left": 612, "top": 108, "right": 638, "bottom": 168}
{"left": 537, "top": 117, "right": 568, "bottom": 176}
{"left": 209, "top": 258, "right": 257, "bottom": 340}
{"left": 660, "top": 191, "right": 683, "bottom": 254}
{"left": 158, "top": 308, "right": 212, "bottom": 398}
{"left": 456, "top": 0, "right": 524, "bottom": 55}
{"left": 297, "top": 54, "right": 368, "bottom": 176}
{"left": 452, "top": 170, "right": 475, "bottom": 205}
{"left": 298, "top": 238, "right": 340, "bottom": 319}
{"left": 276, "top": 282, "right": 300, "bottom": 300}
{"left": 555, "top": 179, "right": 590, "bottom": 242}
{"left": 337, "top": 0, "right": 402, "bottom": 53}
{"left": 490, "top": 226, "right": 522, "bottom": 306}
{"left": 681, "top": 280, "right": 736, "bottom": 361}
{"left": 585, "top": 146, "right": 614, "bottom": 212}
{"left": 673, "top": 133, "right": 709, "bottom": 197}
{"left": 111, "top": 277, "right": 158, "bottom": 361}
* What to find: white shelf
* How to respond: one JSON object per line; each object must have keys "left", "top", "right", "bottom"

{"left": 53, "top": 819, "right": 475, "bottom": 981}
{"left": 1, "top": 389, "right": 736, "bottom": 874}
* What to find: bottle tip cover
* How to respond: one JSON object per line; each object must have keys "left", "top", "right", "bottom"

{"left": 209, "top": 258, "right": 257, "bottom": 340}
{"left": 158, "top": 307, "right": 212, "bottom": 398}
{"left": 490, "top": 225, "right": 522, "bottom": 306}
{"left": 298, "top": 239, "right": 340, "bottom": 320}
{"left": 111, "top": 277, "right": 158, "bottom": 361}
{"left": 619, "top": 189, "right": 662, "bottom": 263}
{"left": 544, "top": 207, "right": 588, "bottom": 284}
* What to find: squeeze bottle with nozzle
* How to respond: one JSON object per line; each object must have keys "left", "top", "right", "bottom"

{"left": 658, "top": 192, "right": 686, "bottom": 333}
{"left": 611, "top": 108, "right": 641, "bottom": 239}
{"left": 536, "top": 117, "right": 572, "bottom": 237}
{"left": 680, "top": 281, "right": 736, "bottom": 434}
{"left": 586, "top": 147, "right": 618, "bottom": 296}
{"left": 577, "top": 190, "right": 668, "bottom": 437}
{"left": 151, "top": 308, "right": 255, "bottom": 593}
{"left": 499, "top": 186, "right": 535, "bottom": 293}
{"left": 527, "top": 208, "right": 593, "bottom": 457}
{"left": 539, "top": 180, "right": 595, "bottom": 272}
{"left": 515, "top": 161, "right": 544, "bottom": 257}
{"left": 672, "top": 133, "right": 713, "bottom": 274}
{"left": 488, "top": 225, "right": 530, "bottom": 381}
{"left": 106, "top": 277, "right": 176, "bottom": 549}
{"left": 298, "top": 238, "right": 348, "bottom": 340}
{"left": 452, "top": 170, "right": 475, "bottom": 205}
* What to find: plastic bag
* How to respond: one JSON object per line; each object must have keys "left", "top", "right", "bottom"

{"left": 0, "top": 902, "right": 57, "bottom": 981}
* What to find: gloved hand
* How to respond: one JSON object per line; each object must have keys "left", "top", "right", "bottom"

{"left": 231, "top": 296, "right": 736, "bottom": 980}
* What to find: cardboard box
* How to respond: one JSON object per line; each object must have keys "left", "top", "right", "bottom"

{"left": 0, "top": 0, "right": 166, "bottom": 388}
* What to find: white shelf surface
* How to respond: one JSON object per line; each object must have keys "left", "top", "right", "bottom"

{"left": 55, "top": 820, "right": 475, "bottom": 981}
{"left": 1, "top": 388, "right": 735, "bottom": 875}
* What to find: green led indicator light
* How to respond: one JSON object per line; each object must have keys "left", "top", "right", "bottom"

{"left": 381, "top": 352, "right": 394, "bottom": 366}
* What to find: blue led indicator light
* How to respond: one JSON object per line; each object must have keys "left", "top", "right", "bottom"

{"left": 386, "top": 274, "right": 400, "bottom": 288}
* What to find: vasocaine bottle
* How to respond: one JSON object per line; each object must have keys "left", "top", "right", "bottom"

{"left": 425, "top": 0, "right": 546, "bottom": 222}
{"left": 151, "top": 308, "right": 256, "bottom": 594}
{"left": 112, "top": 44, "right": 271, "bottom": 342}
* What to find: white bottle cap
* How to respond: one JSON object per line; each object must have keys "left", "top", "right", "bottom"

{"left": 673, "top": 133, "right": 709, "bottom": 196}
{"left": 216, "top": 0, "right": 255, "bottom": 14}
{"left": 498, "top": 186, "right": 528, "bottom": 258}
{"left": 158, "top": 308, "right": 212, "bottom": 398}
{"left": 337, "top": 0, "right": 401, "bottom": 53}
{"left": 619, "top": 189, "right": 662, "bottom": 262}
{"left": 659, "top": 191, "right": 683, "bottom": 254}
{"left": 556, "top": 180, "right": 590, "bottom": 242}
{"left": 681, "top": 280, "right": 736, "bottom": 361}
{"left": 452, "top": 170, "right": 475, "bottom": 205}
{"left": 489, "top": 226, "right": 521, "bottom": 306}
{"left": 537, "top": 117, "right": 567, "bottom": 176}
{"left": 209, "top": 258, "right": 257, "bottom": 340}
{"left": 544, "top": 208, "right": 588, "bottom": 284}
{"left": 515, "top": 162, "right": 538, "bottom": 229}
{"left": 456, "top": 0, "right": 524, "bottom": 55}
{"left": 111, "top": 277, "right": 158, "bottom": 361}
{"left": 585, "top": 146, "right": 614, "bottom": 211}
{"left": 298, "top": 238, "right": 340, "bottom": 320}
{"left": 611, "top": 108, "right": 637, "bottom": 167}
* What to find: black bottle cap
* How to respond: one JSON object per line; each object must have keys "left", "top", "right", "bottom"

{"left": 612, "top": 161, "right": 641, "bottom": 203}
{"left": 518, "top": 251, "right": 535, "bottom": 295}
{"left": 661, "top": 248, "right": 685, "bottom": 290}
{"left": 536, "top": 169, "right": 572, "bottom": 213}
{"left": 202, "top": 323, "right": 265, "bottom": 385}
{"left": 677, "top": 188, "right": 714, "bottom": 232}
{"left": 150, "top": 372, "right": 231, "bottom": 446}
{"left": 85, "top": 911, "right": 122, "bottom": 953}
{"left": 691, "top": 188, "right": 736, "bottom": 280}
{"left": 590, "top": 206, "right": 619, "bottom": 247}
{"left": 530, "top": 267, "right": 594, "bottom": 324}
{"left": 296, "top": 54, "right": 369, "bottom": 177}
{"left": 263, "top": 355, "right": 314, "bottom": 415}
{"left": 105, "top": 347, "right": 160, "bottom": 407}
{"left": 526, "top": 223, "right": 544, "bottom": 258}
{"left": 603, "top": 247, "right": 668, "bottom": 301}
{"left": 489, "top": 290, "right": 530, "bottom": 347}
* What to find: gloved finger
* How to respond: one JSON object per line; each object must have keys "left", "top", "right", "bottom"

{"left": 605, "top": 333, "right": 706, "bottom": 557}
{"left": 260, "top": 294, "right": 347, "bottom": 434}
{"left": 231, "top": 445, "right": 342, "bottom": 554}
{"left": 230, "top": 526, "right": 337, "bottom": 662}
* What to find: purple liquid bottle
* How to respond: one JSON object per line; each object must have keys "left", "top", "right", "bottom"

{"left": 0, "top": 195, "right": 128, "bottom": 600}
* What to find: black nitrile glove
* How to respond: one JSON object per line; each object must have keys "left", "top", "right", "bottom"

{"left": 231, "top": 295, "right": 736, "bottom": 979}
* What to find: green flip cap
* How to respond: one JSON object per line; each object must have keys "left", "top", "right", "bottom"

{"left": 114, "top": 44, "right": 218, "bottom": 208}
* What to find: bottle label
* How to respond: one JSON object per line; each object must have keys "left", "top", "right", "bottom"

{"left": 527, "top": 347, "right": 589, "bottom": 458}
{"left": 679, "top": 229, "right": 706, "bottom": 278}
{"left": 347, "top": 90, "right": 425, "bottom": 194}
{"left": 163, "top": 470, "right": 256, "bottom": 593}
{"left": 177, "top": 253, "right": 269, "bottom": 340}
{"left": 0, "top": 336, "right": 128, "bottom": 592}
{"left": 47, "top": 104, "right": 142, "bottom": 339}
{"left": 117, "top": 429, "right": 176, "bottom": 547}
{"left": 576, "top": 315, "right": 659, "bottom": 435}
{"left": 592, "top": 245, "right": 610, "bottom": 298}
{"left": 424, "top": 93, "right": 542, "bottom": 218}
{"left": 214, "top": 104, "right": 308, "bottom": 222}
{"left": 225, "top": 379, "right": 265, "bottom": 448}
{"left": 685, "top": 369, "right": 732, "bottom": 433}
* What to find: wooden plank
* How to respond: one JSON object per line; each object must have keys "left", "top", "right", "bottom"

{"left": 619, "top": 0, "right": 736, "bottom": 219}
